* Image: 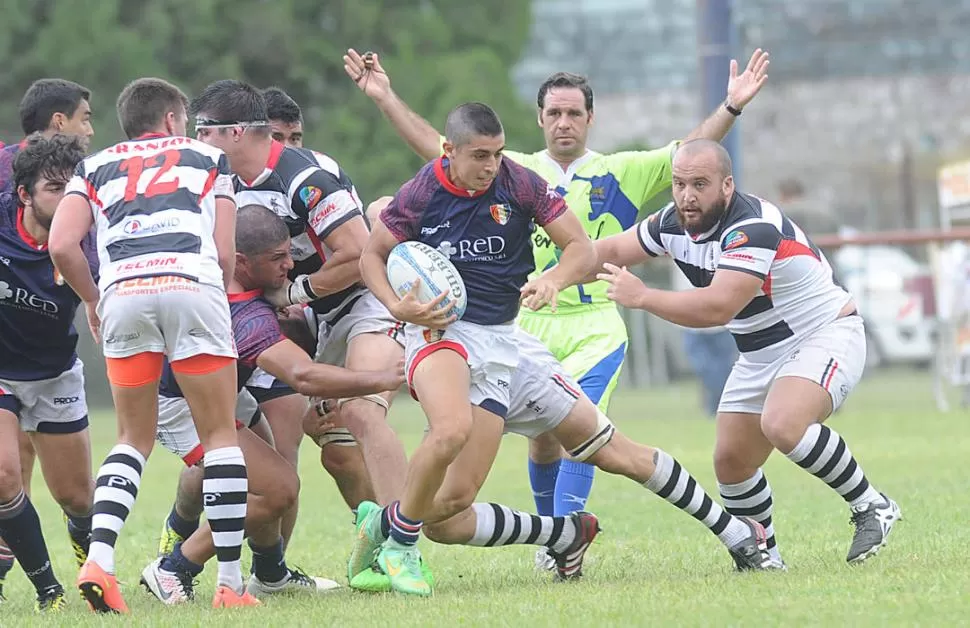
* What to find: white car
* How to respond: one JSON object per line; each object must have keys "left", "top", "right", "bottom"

{"left": 832, "top": 245, "right": 935, "bottom": 368}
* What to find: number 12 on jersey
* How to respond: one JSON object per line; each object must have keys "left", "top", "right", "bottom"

{"left": 118, "top": 150, "right": 182, "bottom": 202}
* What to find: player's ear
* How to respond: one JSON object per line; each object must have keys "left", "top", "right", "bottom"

{"left": 49, "top": 112, "right": 66, "bottom": 132}
{"left": 442, "top": 140, "right": 455, "bottom": 159}
{"left": 536, "top": 109, "right": 542, "bottom": 128}
{"left": 16, "top": 184, "right": 31, "bottom": 208}
{"left": 723, "top": 175, "right": 734, "bottom": 195}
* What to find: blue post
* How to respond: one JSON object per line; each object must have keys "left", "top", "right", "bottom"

{"left": 697, "top": 0, "right": 740, "bottom": 186}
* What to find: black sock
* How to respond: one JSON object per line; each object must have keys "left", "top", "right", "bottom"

{"left": 249, "top": 537, "right": 288, "bottom": 584}
{"left": 66, "top": 511, "right": 92, "bottom": 554}
{"left": 0, "top": 538, "right": 14, "bottom": 580}
{"left": 0, "top": 491, "right": 60, "bottom": 594}
{"left": 167, "top": 505, "right": 200, "bottom": 540}
{"left": 159, "top": 542, "right": 204, "bottom": 578}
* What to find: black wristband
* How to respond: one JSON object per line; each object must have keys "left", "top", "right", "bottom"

{"left": 724, "top": 101, "right": 742, "bottom": 116}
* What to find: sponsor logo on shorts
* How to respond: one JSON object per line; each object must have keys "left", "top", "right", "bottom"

{"left": 496, "top": 378, "right": 510, "bottom": 390}
{"left": 53, "top": 396, "right": 80, "bottom": 405}
{"left": 840, "top": 384, "right": 850, "bottom": 399}
{"left": 526, "top": 399, "right": 544, "bottom": 414}
{"left": 0, "top": 256, "right": 10, "bottom": 266}
{"left": 723, "top": 230, "right": 749, "bottom": 250}
{"left": 104, "top": 331, "right": 140, "bottom": 344}
{"left": 187, "top": 328, "right": 212, "bottom": 339}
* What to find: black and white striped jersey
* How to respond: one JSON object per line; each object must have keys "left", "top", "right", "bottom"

{"left": 636, "top": 191, "right": 851, "bottom": 360}
{"left": 65, "top": 133, "right": 234, "bottom": 291}
{"left": 233, "top": 141, "right": 366, "bottom": 317}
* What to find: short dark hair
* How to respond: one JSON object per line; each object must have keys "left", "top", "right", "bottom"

{"left": 116, "top": 78, "right": 189, "bottom": 140}
{"left": 444, "top": 102, "right": 504, "bottom": 147}
{"left": 13, "top": 133, "right": 86, "bottom": 197}
{"left": 536, "top": 72, "right": 594, "bottom": 112}
{"left": 236, "top": 204, "right": 290, "bottom": 256}
{"left": 262, "top": 87, "right": 302, "bottom": 124}
{"left": 19, "top": 79, "right": 91, "bottom": 136}
{"left": 190, "top": 80, "right": 269, "bottom": 136}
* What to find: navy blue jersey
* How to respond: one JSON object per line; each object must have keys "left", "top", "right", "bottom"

{"left": 381, "top": 156, "right": 566, "bottom": 325}
{"left": 159, "top": 290, "right": 286, "bottom": 398}
{"left": 0, "top": 193, "right": 99, "bottom": 380}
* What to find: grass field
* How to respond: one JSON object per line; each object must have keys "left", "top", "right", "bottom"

{"left": 4, "top": 368, "right": 968, "bottom": 626}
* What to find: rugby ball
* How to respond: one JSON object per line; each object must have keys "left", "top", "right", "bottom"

{"left": 386, "top": 241, "right": 467, "bottom": 321}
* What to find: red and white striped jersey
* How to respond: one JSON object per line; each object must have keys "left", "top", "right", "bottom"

{"left": 64, "top": 133, "right": 234, "bottom": 291}
{"left": 637, "top": 192, "right": 852, "bottom": 361}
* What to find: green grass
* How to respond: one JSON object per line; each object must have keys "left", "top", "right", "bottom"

{"left": 6, "top": 369, "right": 968, "bottom": 626}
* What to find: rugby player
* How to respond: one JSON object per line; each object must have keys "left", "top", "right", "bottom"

{"left": 0, "top": 78, "right": 94, "bottom": 590}
{"left": 345, "top": 323, "right": 775, "bottom": 592}
{"left": 263, "top": 87, "right": 304, "bottom": 148}
{"left": 190, "top": 81, "right": 408, "bottom": 518}
{"left": 140, "top": 204, "right": 403, "bottom": 603}
{"left": 345, "top": 47, "right": 769, "bottom": 570}
{"left": 0, "top": 134, "right": 94, "bottom": 612}
{"left": 588, "top": 139, "right": 901, "bottom": 565}
{"left": 356, "top": 101, "right": 596, "bottom": 596}
{"left": 49, "top": 78, "right": 252, "bottom": 612}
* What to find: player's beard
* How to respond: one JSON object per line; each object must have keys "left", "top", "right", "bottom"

{"left": 676, "top": 196, "right": 727, "bottom": 236}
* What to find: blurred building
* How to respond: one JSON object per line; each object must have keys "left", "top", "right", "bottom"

{"left": 513, "top": 0, "right": 970, "bottom": 231}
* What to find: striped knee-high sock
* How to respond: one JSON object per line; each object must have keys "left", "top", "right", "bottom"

{"left": 88, "top": 444, "right": 145, "bottom": 574}
{"left": 785, "top": 423, "right": 882, "bottom": 508}
{"left": 720, "top": 469, "right": 780, "bottom": 562}
{"left": 203, "top": 447, "right": 248, "bottom": 593}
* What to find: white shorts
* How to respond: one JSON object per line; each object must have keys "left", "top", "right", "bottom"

{"left": 504, "top": 328, "right": 581, "bottom": 438}
{"left": 315, "top": 291, "right": 404, "bottom": 366}
{"left": 718, "top": 315, "right": 866, "bottom": 415}
{"left": 99, "top": 277, "right": 236, "bottom": 361}
{"left": 0, "top": 358, "right": 88, "bottom": 433}
{"left": 404, "top": 320, "right": 518, "bottom": 419}
{"left": 156, "top": 390, "right": 258, "bottom": 466}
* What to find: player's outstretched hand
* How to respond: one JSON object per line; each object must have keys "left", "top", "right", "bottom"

{"left": 597, "top": 263, "right": 647, "bottom": 309}
{"left": 390, "top": 279, "right": 457, "bottom": 329}
{"left": 344, "top": 49, "right": 391, "bottom": 101}
{"left": 84, "top": 300, "right": 101, "bottom": 344}
{"left": 726, "top": 48, "right": 769, "bottom": 111}
{"left": 520, "top": 277, "right": 560, "bottom": 313}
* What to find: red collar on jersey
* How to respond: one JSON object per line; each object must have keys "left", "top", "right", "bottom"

{"left": 434, "top": 156, "right": 488, "bottom": 198}
{"left": 16, "top": 205, "right": 47, "bottom": 251}
{"left": 228, "top": 289, "right": 263, "bottom": 302}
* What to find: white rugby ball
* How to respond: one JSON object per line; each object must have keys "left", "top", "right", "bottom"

{"left": 386, "top": 241, "right": 467, "bottom": 321}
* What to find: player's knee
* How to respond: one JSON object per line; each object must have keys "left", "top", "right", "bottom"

{"left": 529, "top": 431, "right": 563, "bottom": 464}
{"left": 0, "top": 452, "right": 25, "bottom": 501}
{"left": 759, "top": 408, "right": 806, "bottom": 453}
{"left": 425, "top": 418, "right": 472, "bottom": 462}
{"left": 713, "top": 443, "right": 759, "bottom": 483}
{"left": 428, "top": 486, "right": 476, "bottom": 523}
{"left": 265, "top": 467, "right": 300, "bottom": 517}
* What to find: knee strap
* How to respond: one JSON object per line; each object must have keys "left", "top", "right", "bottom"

{"left": 315, "top": 427, "right": 358, "bottom": 448}
{"left": 566, "top": 410, "right": 616, "bottom": 462}
{"left": 338, "top": 394, "right": 389, "bottom": 412}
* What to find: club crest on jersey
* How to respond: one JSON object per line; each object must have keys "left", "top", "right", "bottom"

{"left": 299, "top": 185, "right": 324, "bottom": 209}
{"left": 724, "top": 230, "right": 748, "bottom": 250}
{"left": 490, "top": 203, "right": 511, "bottom": 225}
